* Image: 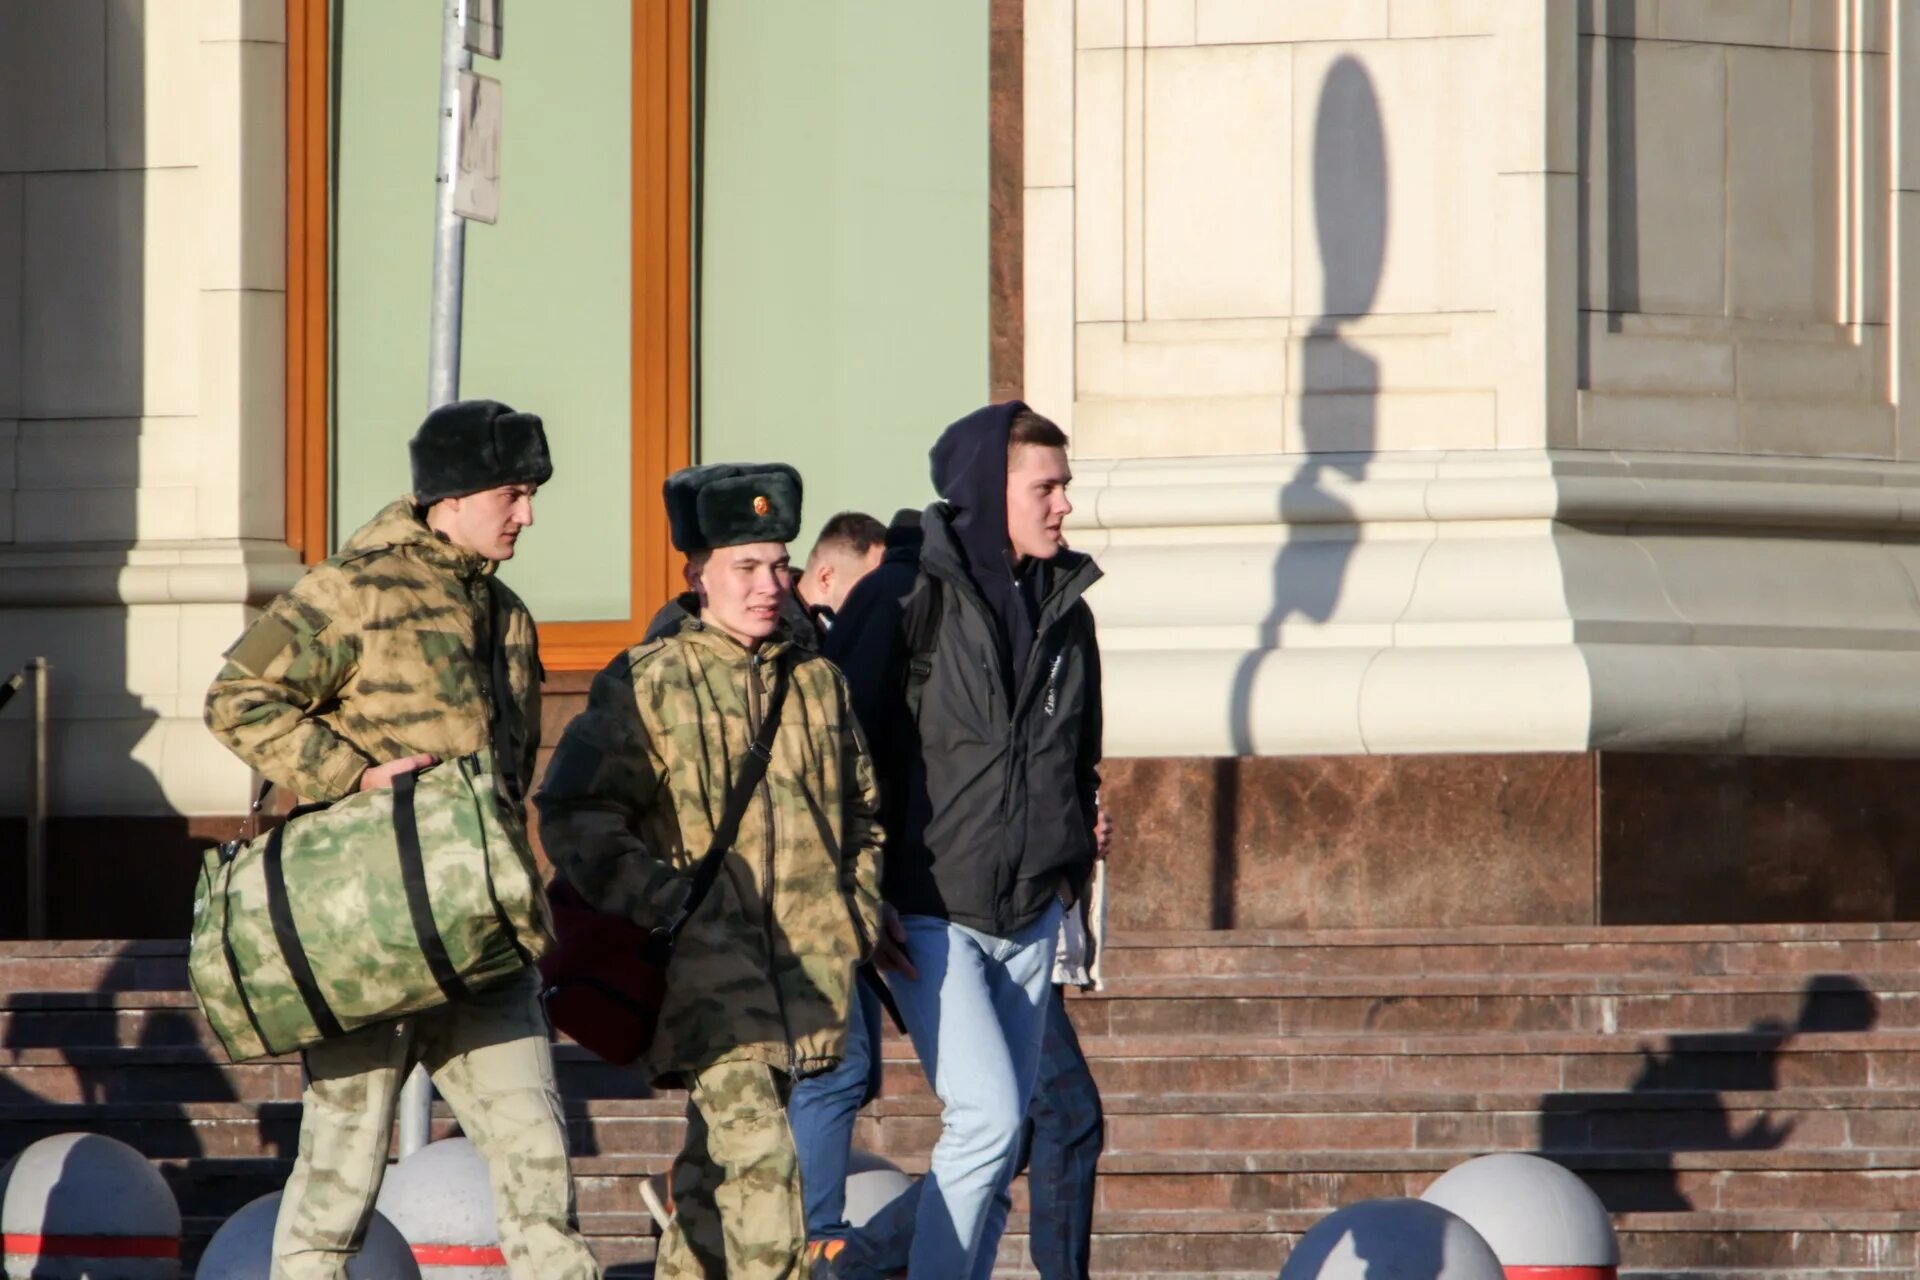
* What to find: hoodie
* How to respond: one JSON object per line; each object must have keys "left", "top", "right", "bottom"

{"left": 929, "top": 400, "right": 1044, "bottom": 689}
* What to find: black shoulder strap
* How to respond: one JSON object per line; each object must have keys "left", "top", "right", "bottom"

{"left": 654, "top": 655, "right": 790, "bottom": 954}
{"left": 483, "top": 582, "right": 523, "bottom": 805}
{"left": 901, "top": 572, "right": 943, "bottom": 723}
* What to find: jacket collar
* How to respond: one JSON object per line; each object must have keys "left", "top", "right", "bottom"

{"left": 921, "top": 502, "right": 1101, "bottom": 619}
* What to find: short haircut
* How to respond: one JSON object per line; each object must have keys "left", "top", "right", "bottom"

{"left": 809, "top": 511, "right": 887, "bottom": 564}
{"left": 1009, "top": 408, "right": 1068, "bottom": 454}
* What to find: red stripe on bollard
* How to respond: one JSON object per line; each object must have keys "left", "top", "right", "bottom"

{"left": 412, "top": 1242, "right": 509, "bottom": 1266}
{"left": 2, "top": 1233, "right": 181, "bottom": 1259}
{"left": 1506, "top": 1269, "right": 1617, "bottom": 1280}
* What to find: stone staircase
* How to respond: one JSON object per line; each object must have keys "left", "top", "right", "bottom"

{"left": 3, "top": 925, "right": 1919, "bottom": 1277}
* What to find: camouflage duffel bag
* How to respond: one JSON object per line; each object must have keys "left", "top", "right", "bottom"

{"left": 188, "top": 751, "right": 554, "bottom": 1062}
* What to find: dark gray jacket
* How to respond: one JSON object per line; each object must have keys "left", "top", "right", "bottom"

{"left": 831, "top": 504, "right": 1103, "bottom": 937}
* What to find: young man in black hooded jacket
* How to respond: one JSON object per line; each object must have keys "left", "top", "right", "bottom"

{"left": 814, "top": 402, "right": 1104, "bottom": 1280}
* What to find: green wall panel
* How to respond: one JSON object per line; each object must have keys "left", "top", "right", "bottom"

{"left": 699, "top": 0, "right": 989, "bottom": 554}
{"left": 332, "top": 1, "right": 632, "bottom": 622}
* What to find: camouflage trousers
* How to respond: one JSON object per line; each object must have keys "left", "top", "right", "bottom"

{"left": 271, "top": 967, "right": 599, "bottom": 1280}
{"left": 656, "top": 1060, "right": 807, "bottom": 1280}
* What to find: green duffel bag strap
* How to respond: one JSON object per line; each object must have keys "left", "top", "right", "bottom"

{"left": 263, "top": 795, "right": 347, "bottom": 1044}
{"left": 390, "top": 764, "right": 479, "bottom": 1004}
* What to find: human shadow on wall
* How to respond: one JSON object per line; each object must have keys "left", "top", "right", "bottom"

{"left": 1216, "top": 57, "right": 1385, "bottom": 924}
{"left": 1535, "top": 974, "right": 1876, "bottom": 1212}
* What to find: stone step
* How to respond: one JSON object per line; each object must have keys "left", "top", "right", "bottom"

{"left": 7, "top": 923, "right": 1920, "bottom": 993}
{"left": 0, "top": 979, "right": 1900, "bottom": 1061}
{"left": 10, "top": 1087, "right": 1920, "bottom": 1162}
{"left": 1102, "top": 924, "right": 1920, "bottom": 981}
{"left": 4, "top": 1028, "right": 1914, "bottom": 1103}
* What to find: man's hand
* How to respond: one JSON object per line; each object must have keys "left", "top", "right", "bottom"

{"left": 1093, "top": 805, "right": 1114, "bottom": 861}
{"left": 359, "top": 753, "right": 437, "bottom": 791}
{"left": 871, "top": 903, "right": 917, "bottom": 980}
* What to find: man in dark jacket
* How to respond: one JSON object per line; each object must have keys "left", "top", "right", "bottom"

{"left": 813, "top": 402, "right": 1103, "bottom": 1280}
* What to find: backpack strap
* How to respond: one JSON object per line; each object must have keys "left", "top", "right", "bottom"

{"left": 900, "top": 572, "right": 943, "bottom": 724}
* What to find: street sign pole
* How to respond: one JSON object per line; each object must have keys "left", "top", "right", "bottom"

{"left": 400, "top": 0, "right": 475, "bottom": 1162}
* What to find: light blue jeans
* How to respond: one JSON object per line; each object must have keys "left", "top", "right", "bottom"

{"left": 883, "top": 900, "right": 1063, "bottom": 1280}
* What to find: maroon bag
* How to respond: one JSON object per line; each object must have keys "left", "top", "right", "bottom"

{"left": 539, "top": 658, "right": 788, "bottom": 1064}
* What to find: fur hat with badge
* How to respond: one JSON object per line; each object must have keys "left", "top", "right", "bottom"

{"left": 664, "top": 463, "right": 804, "bottom": 552}
{"left": 409, "top": 399, "right": 553, "bottom": 505}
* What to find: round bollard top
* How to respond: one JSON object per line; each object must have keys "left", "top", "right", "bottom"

{"left": 198, "top": 1194, "right": 421, "bottom": 1280}
{"left": 0, "top": 1132, "right": 181, "bottom": 1237}
{"left": 375, "top": 1138, "right": 505, "bottom": 1276}
{"left": 842, "top": 1149, "right": 913, "bottom": 1231}
{"left": 1421, "top": 1153, "right": 1619, "bottom": 1267}
{"left": 1280, "top": 1198, "right": 1505, "bottom": 1280}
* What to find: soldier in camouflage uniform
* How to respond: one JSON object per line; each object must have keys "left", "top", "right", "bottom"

{"left": 204, "top": 400, "right": 599, "bottom": 1280}
{"left": 536, "top": 463, "right": 895, "bottom": 1280}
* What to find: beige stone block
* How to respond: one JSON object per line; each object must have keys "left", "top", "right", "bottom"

{"left": 16, "top": 417, "right": 198, "bottom": 491}
{"left": 1636, "top": 532, "right": 1920, "bottom": 643}
{"left": 1145, "top": 0, "right": 1196, "bottom": 45}
{"left": 1076, "top": 49, "right": 1125, "bottom": 323}
{"left": 142, "top": 166, "right": 203, "bottom": 416}
{"left": 0, "top": 0, "right": 108, "bottom": 172}
{"left": 1577, "top": 391, "right": 1739, "bottom": 452}
{"left": 1660, "top": 0, "right": 1792, "bottom": 45}
{"left": 1079, "top": 322, "right": 1289, "bottom": 398}
{"left": 1725, "top": 45, "right": 1840, "bottom": 322}
{"left": 0, "top": 176, "right": 20, "bottom": 419}
{"left": 1144, "top": 43, "right": 1293, "bottom": 321}
{"left": 1897, "top": 194, "right": 1920, "bottom": 459}
{"left": 1582, "top": 38, "right": 1727, "bottom": 316}
{"left": 14, "top": 486, "right": 196, "bottom": 542}
{"left": 1196, "top": 0, "right": 1389, "bottom": 44}
{"left": 175, "top": 601, "right": 248, "bottom": 707}
{"left": 22, "top": 172, "right": 142, "bottom": 417}
{"left": 1388, "top": 0, "right": 1497, "bottom": 37}
{"left": 1578, "top": 0, "right": 1659, "bottom": 36}
{"left": 1786, "top": 0, "right": 1853, "bottom": 50}
{"left": 1025, "top": 188, "right": 1075, "bottom": 432}
{"left": 1736, "top": 336, "right": 1876, "bottom": 401}
{"left": 1583, "top": 321, "right": 1736, "bottom": 395}
{"left": 1496, "top": 171, "right": 1578, "bottom": 448}
{"left": 1073, "top": 393, "right": 1288, "bottom": 457}
{"left": 1897, "top": 3, "right": 1920, "bottom": 190}
{"left": 200, "top": 0, "right": 284, "bottom": 42}
{"left": 1024, "top": 0, "right": 1075, "bottom": 188}
{"left": 1077, "top": 0, "right": 1126, "bottom": 48}
{"left": 196, "top": 288, "right": 284, "bottom": 540}
{"left": 1358, "top": 645, "right": 1592, "bottom": 752}
{"left": 1553, "top": 526, "right": 1692, "bottom": 642}
{"left": 1440, "top": 36, "right": 1499, "bottom": 313}
{"left": 108, "top": 0, "right": 201, "bottom": 170}
{"left": 1739, "top": 399, "right": 1894, "bottom": 458}
{"left": 1857, "top": 52, "right": 1891, "bottom": 325}
{"left": 199, "top": 37, "right": 285, "bottom": 292}
{"left": 1498, "top": 0, "right": 1578, "bottom": 175}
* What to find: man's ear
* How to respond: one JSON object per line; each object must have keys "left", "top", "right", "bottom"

{"left": 682, "top": 557, "right": 704, "bottom": 600}
{"left": 816, "top": 560, "right": 837, "bottom": 593}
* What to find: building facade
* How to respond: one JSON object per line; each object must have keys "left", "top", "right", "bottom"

{"left": 1, "top": 0, "right": 1916, "bottom": 935}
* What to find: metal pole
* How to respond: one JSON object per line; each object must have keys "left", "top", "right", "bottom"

{"left": 26, "top": 658, "right": 49, "bottom": 941}
{"left": 429, "top": 0, "right": 471, "bottom": 409}
{"left": 401, "top": 0, "right": 472, "bottom": 1161}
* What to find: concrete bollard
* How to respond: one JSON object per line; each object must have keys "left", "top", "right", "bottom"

{"left": 1279, "top": 1197, "right": 1505, "bottom": 1280}
{"left": 0, "top": 1133, "right": 181, "bottom": 1279}
{"left": 1421, "top": 1153, "right": 1619, "bottom": 1280}
{"left": 375, "top": 1138, "right": 507, "bottom": 1278}
{"left": 197, "top": 1193, "right": 420, "bottom": 1280}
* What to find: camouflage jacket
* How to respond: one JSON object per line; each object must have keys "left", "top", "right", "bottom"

{"left": 535, "top": 618, "right": 885, "bottom": 1083}
{"left": 205, "top": 499, "right": 543, "bottom": 805}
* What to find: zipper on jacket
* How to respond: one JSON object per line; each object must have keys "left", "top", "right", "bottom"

{"left": 748, "top": 653, "right": 799, "bottom": 1075}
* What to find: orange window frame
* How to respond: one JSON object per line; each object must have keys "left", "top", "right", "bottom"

{"left": 284, "top": 0, "right": 692, "bottom": 673}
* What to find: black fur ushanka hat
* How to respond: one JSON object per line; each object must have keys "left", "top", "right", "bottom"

{"left": 664, "top": 463, "right": 804, "bottom": 553}
{"left": 409, "top": 399, "right": 552, "bottom": 505}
